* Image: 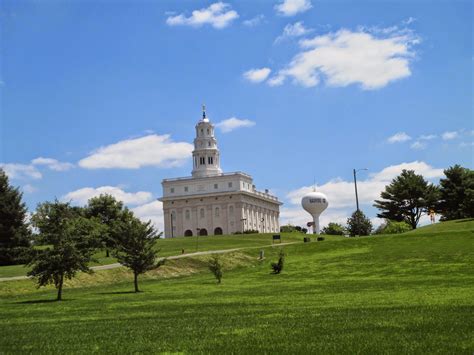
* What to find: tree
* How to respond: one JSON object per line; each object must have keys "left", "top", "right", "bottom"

{"left": 437, "top": 165, "right": 474, "bottom": 220}
{"left": 28, "top": 200, "right": 103, "bottom": 300}
{"left": 322, "top": 222, "right": 346, "bottom": 235}
{"left": 85, "top": 194, "right": 125, "bottom": 257}
{"left": 112, "top": 213, "right": 164, "bottom": 292}
{"left": 374, "top": 220, "right": 412, "bottom": 235}
{"left": 373, "top": 169, "right": 439, "bottom": 229}
{"left": 0, "top": 169, "right": 31, "bottom": 266}
{"left": 208, "top": 255, "right": 223, "bottom": 284}
{"left": 347, "top": 210, "right": 372, "bottom": 236}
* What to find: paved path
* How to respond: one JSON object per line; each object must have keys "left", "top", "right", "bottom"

{"left": 0, "top": 241, "right": 299, "bottom": 282}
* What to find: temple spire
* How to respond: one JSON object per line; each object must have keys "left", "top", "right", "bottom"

{"left": 202, "top": 104, "right": 206, "bottom": 119}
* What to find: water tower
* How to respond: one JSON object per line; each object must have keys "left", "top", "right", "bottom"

{"left": 302, "top": 190, "right": 329, "bottom": 234}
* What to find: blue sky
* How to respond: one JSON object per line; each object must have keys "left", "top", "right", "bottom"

{"left": 1, "top": 0, "right": 472, "bottom": 230}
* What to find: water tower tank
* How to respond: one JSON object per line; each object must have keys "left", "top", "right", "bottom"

{"left": 302, "top": 191, "right": 329, "bottom": 234}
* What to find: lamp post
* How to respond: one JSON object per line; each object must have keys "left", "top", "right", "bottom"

{"left": 353, "top": 168, "right": 368, "bottom": 236}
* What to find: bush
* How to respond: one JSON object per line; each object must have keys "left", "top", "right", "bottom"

{"left": 321, "top": 223, "right": 346, "bottom": 235}
{"left": 208, "top": 255, "right": 222, "bottom": 284}
{"left": 244, "top": 229, "right": 259, "bottom": 234}
{"left": 374, "top": 220, "right": 412, "bottom": 235}
{"left": 271, "top": 249, "right": 285, "bottom": 274}
{"left": 317, "top": 236, "right": 325, "bottom": 241}
{"left": 280, "top": 225, "right": 296, "bottom": 233}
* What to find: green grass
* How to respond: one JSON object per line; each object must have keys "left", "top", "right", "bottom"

{"left": 0, "top": 220, "right": 473, "bottom": 353}
{"left": 0, "top": 232, "right": 313, "bottom": 278}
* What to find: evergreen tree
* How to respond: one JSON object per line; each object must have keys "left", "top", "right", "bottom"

{"left": 437, "top": 165, "right": 474, "bottom": 220}
{"left": 208, "top": 255, "right": 223, "bottom": 284}
{"left": 0, "top": 169, "right": 31, "bottom": 266}
{"left": 374, "top": 169, "right": 439, "bottom": 229}
{"left": 85, "top": 194, "right": 125, "bottom": 257}
{"left": 29, "top": 200, "right": 103, "bottom": 300}
{"left": 347, "top": 210, "right": 373, "bottom": 236}
{"left": 112, "top": 213, "right": 164, "bottom": 292}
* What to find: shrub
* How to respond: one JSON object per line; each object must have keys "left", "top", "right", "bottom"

{"left": 317, "top": 236, "right": 325, "bottom": 241}
{"left": 208, "top": 255, "right": 222, "bottom": 284}
{"left": 271, "top": 249, "right": 285, "bottom": 274}
{"left": 375, "top": 220, "right": 412, "bottom": 235}
{"left": 244, "top": 229, "right": 259, "bottom": 234}
{"left": 321, "top": 222, "right": 346, "bottom": 235}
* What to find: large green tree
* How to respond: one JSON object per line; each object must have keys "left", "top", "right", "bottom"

{"left": 29, "top": 200, "right": 103, "bottom": 300}
{"left": 436, "top": 165, "right": 474, "bottom": 220}
{"left": 347, "top": 210, "right": 372, "bottom": 236}
{"left": 374, "top": 169, "right": 439, "bottom": 229}
{"left": 0, "top": 169, "right": 31, "bottom": 266}
{"left": 85, "top": 194, "right": 125, "bottom": 257}
{"left": 112, "top": 213, "right": 164, "bottom": 292}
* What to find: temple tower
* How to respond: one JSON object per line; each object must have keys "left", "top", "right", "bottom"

{"left": 191, "top": 105, "right": 222, "bottom": 178}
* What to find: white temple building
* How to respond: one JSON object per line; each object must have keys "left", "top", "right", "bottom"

{"left": 159, "top": 107, "right": 282, "bottom": 237}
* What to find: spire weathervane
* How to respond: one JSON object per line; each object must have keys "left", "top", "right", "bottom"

{"left": 202, "top": 104, "right": 206, "bottom": 119}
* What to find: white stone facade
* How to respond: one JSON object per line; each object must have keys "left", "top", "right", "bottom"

{"left": 159, "top": 108, "right": 281, "bottom": 237}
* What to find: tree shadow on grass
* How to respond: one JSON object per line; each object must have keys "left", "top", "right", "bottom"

{"left": 455, "top": 218, "right": 474, "bottom": 223}
{"left": 95, "top": 291, "right": 140, "bottom": 295}
{"left": 16, "top": 299, "right": 73, "bottom": 304}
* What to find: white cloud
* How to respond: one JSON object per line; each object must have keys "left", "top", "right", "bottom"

{"left": 63, "top": 186, "right": 153, "bottom": 206}
{"left": 22, "top": 184, "right": 38, "bottom": 193}
{"left": 286, "top": 161, "right": 444, "bottom": 209}
{"left": 387, "top": 132, "right": 412, "bottom": 143}
{"left": 78, "top": 134, "right": 193, "bottom": 169}
{"left": 275, "top": 0, "right": 312, "bottom": 16}
{"left": 267, "top": 74, "right": 286, "bottom": 87}
{"left": 270, "top": 28, "right": 418, "bottom": 89}
{"left": 132, "top": 201, "right": 164, "bottom": 233}
{"left": 0, "top": 163, "right": 42, "bottom": 180}
{"left": 31, "top": 157, "right": 74, "bottom": 171}
{"left": 275, "top": 22, "right": 313, "bottom": 43}
{"left": 419, "top": 134, "right": 437, "bottom": 140}
{"left": 410, "top": 141, "right": 426, "bottom": 150}
{"left": 441, "top": 131, "right": 459, "bottom": 140}
{"left": 243, "top": 67, "right": 271, "bottom": 83}
{"left": 215, "top": 117, "right": 256, "bottom": 133}
{"left": 166, "top": 2, "right": 238, "bottom": 29}
{"left": 243, "top": 14, "right": 264, "bottom": 27}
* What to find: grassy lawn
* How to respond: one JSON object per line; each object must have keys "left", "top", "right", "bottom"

{"left": 0, "top": 220, "right": 472, "bottom": 353}
{"left": 0, "top": 232, "right": 312, "bottom": 278}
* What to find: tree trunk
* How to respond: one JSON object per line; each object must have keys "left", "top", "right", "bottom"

{"left": 57, "top": 273, "right": 64, "bottom": 301}
{"left": 106, "top": 249, "right": 110, "bottom": 258}
{"left": 134, "top": 272, "right": 139, "bottom": 293}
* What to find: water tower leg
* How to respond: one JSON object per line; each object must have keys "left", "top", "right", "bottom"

{"left": 314, "top": 217, "right": 320, "bottom": 235}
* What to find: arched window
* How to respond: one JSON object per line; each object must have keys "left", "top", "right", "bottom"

{"left": 214, "top": 227, "right": 223, "bottom": 235}
{"left": 215, "top": 207, "right": 220, "bottom": 217}
{"left": 184, "top": 230, "right": 193, "bottom": 237}
{"left": 200, "top": 208, "right": 205, "bottom": 219}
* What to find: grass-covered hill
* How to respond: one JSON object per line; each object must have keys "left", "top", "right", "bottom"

{"left": 0, "top": 219, "right": 473, "bottom": 353}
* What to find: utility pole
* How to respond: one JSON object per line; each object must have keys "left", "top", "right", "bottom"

{"left": 353, "top": 168, "right": 368, "bottom": 236}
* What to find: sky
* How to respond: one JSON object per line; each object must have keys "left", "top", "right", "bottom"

{"left": 1, "top": 0, "right": 473, "bottom": 232}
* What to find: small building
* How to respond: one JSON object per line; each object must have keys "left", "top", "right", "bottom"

{"left": 159, "top": 107, "right": 282, "bottom": 237}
